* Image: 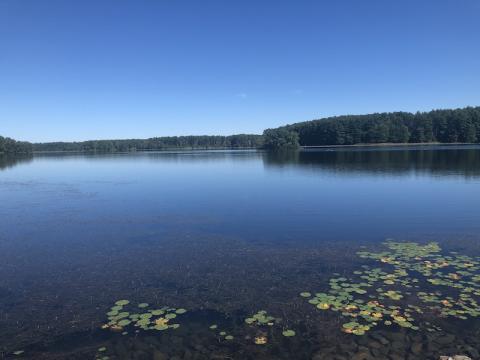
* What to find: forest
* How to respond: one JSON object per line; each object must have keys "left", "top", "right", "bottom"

{"left": 263, "top": 106, "right": 480, "bottom": 149}
{"left": 33, "top": 134, "right": 264, "bottom": 152}
{"left": 0, "top": 135, "right": 33, "bottom": 154}
{"left": 3, "top": 106, "right": 480, "bottom": 153}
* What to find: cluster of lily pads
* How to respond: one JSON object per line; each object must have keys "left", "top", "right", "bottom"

{"left": 245, "top": 310, "right": 276, "bottom": 326}
{"left": 302, "top": 241, "right": 480, "bottom": 335}
{"left": 102, "top": 300, "right": 187, "bottom": 334}
{"left": 244, "top": 310, "right": 296, "bottom": 338}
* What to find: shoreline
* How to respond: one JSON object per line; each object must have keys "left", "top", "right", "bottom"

{"left": 5, "top": 142, "right": 478, "bottom": 155}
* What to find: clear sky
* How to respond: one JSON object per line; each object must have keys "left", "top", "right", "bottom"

{"left": 1, "top": 0, "right": 479, "bottom": 142}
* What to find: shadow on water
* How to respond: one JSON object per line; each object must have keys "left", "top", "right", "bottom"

{"left": 28, "top": 145, "right": 480, "bottom": 178}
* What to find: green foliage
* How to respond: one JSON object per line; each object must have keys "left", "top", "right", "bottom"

{"left": 263, "top": 128, "right": 300, "bottom": 149}
{"left": 104, "top": 300, "right": 186, "bottom": 333}
{"left": 303, "top": 241, "right": 480, "bottom": 336}
{"left": 0, "top": 136, "right": 32, "bottom": 154}
{"left": 282, "top": 329, "right": 296, "bottom": 337}
{"left": 5, "top": 106, "right": 480, "bottom": 153}
{"left": 271, "top": 106, "right": 480, "bottom": 147}
{"left": 33, "top": 134, "right": 264, "bottom": 152}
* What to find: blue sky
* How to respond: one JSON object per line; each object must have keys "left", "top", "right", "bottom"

{"left": 1, "top": 0, "right": 479, "bottom": 142}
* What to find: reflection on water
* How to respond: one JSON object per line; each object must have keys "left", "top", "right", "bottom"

{"left": 264, "top": 145, "right": 480, "bottom": 177}
{"left": 0, "top": 154, "right": 33, "bottom": 171}
{"left": 0, "top": 146, "right": 480, "bottom": 359}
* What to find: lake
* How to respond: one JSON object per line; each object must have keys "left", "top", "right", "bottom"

{"left": 1, "top": 145, "right": 480, "bottom": 360}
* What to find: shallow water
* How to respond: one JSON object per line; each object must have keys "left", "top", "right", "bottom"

{"left": 1, "top": 146, "right": 480, "bottom": 359}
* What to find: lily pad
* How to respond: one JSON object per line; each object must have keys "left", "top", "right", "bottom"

{"left": 282, "top": 329, "right": 296, "bottom": 337}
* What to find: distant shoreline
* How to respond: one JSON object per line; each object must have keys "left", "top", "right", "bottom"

{"left": 26, "top": 142, "right": 480, "bottom": 154}
{"left": 31, "top": 146, "right": 260, "bottom": 154}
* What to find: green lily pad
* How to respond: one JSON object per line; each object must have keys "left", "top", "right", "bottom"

{"left": 282, "top": 329, "right": 296, "bottom": 337}
{"left": 117, "top": 319, "right": 131, "bottom": 326}
{"left": 155, "top": 324, "right": 169, "bottom": 331}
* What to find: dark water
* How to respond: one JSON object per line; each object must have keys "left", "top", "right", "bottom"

{"left": 1, "top": 146, "right": 480, "bottom": 360}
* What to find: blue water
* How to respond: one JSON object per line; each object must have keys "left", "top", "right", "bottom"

{"left": 1, "top": 146, "right": 480, "bottom": 359}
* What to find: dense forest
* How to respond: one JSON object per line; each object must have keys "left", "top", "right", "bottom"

{"left": 3, "top": 106, "right": 480, "bottom": 153}
{"left": 263, "top": 107, "right": 480, "bottom": 149}
{"left": 33, "top": 134, "right": 264, "bottom": 152}
{"left": 0, "top": 135, "right": 33, "bottom": 154}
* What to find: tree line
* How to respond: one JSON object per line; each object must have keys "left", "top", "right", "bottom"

{"left": 263, "top": 106, "right": 480, "bottom": 149}
{"left": 32, "top": 134, "right": 264, "bottom": 152}
{"left": 0, "top": 135, "right": 33, "bottom": 154}
{"left": 3, "top": 106, "right": 480, "bottom": 153}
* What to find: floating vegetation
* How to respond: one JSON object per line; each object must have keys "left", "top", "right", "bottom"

{"left": 94, "top": 346, "right": 109, "bottom": 360}
{"left": 102, "top": 300, "right": 187, "bottom": 334}
{"left": 302, "top": 241, "right": 480, "bottom": 335}
{"left": 244, "top": 310, "right": 276, "bottom": 326}
{"left": 207, "top": 324, "right": 234, "bottom": 340}
{"left": 282, "top": 329, "right": 296, "bottom": 337}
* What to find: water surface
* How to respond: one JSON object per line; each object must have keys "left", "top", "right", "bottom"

{"left": 1, "top": 146, "right": 480, "bottom": 359}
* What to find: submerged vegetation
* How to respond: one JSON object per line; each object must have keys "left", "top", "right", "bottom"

{"left": 10, "top": 239, "right": 480, "bottom": 358}
{"left": 302, "top": 241, "right": 480, "bottom": 336}
{"left": 99, "top": 240, "right": 480, "bottom": 352}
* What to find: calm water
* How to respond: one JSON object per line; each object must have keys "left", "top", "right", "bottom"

{"left": 1, "top": 146, "right": 480, "bottom": 359}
